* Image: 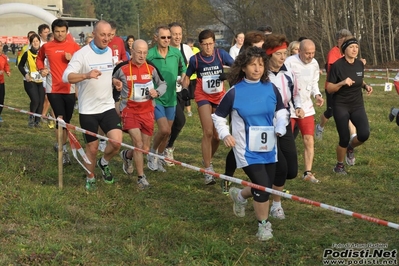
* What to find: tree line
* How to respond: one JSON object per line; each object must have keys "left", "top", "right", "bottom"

{"left": 64, "top": 0, "right": 398, "bottom": 66}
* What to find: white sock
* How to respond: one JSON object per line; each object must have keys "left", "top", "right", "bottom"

{"left": 272, "top": 201, "right": 281, "bottom": 209}
{"left": 100, "top": 156, "right": 109, "bottom": 166}
{"left": 237, "top": 190, "right": 246, "bottom": 202}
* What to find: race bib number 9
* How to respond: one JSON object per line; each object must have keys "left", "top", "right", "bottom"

{"left": 202, "top": 75, "right": 223, "bottom": 94}
{"left": 131, "top": 81, "right": 154, "bottom": 102}
{"left": 248, "top": 126, "right": 275, "bottom": 152}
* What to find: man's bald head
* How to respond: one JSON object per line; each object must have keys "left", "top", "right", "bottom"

{"left": 131, "top": 39, "right": 149, "bottom": 66}
{"left": 92, "top": 20, "right": 112, "bottom": 49}
{"left": 133, "top": 39, "right": 148, "bottom": 50}
{"left": 299, "top": 39, "right": 316, "bottom": 64}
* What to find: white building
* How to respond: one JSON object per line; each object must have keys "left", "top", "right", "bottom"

{"left": 0, "top": 0, "right": 96, "bottom": 44}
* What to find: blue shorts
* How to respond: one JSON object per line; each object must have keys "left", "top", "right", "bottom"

{"left": 197, "top": 100, "right": 218, "bottom": 108}
{"left": 154, "top": 104, "right": 176, "bottom": 121}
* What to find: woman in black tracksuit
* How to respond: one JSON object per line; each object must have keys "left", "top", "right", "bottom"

{"left": 18, "top": 33, "right": 44, "bottom": 127}
{"left": 326, "top": 37, "right": 373, "bottom": 174}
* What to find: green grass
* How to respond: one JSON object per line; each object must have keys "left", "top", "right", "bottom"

{"left": 0, "top": 54, "right": 398, "bottom": 265}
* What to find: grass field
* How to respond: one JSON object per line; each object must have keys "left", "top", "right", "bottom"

{"left": 0, "top": 53, "right": 398, "bottom": 265}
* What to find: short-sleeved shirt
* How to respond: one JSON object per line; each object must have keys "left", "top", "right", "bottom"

{"left": 327, "top": 57, "right": 364, "bottom": 108}
{"left": 324, "top": 46, "right": 342, "bottom": 89}
{"left": 62, "top": 45, "right": 115, "bottom": 114}
{"left": 36, "top": 39, "right": 80, "bottom": 94}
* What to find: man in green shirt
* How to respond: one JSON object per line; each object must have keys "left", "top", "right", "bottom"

{"left": 146, "top": 25, "right": 186, "bottom": 172}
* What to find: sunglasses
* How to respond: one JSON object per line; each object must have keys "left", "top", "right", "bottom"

{"left": 160, "top": 36, "right": 171, "bottom": 40}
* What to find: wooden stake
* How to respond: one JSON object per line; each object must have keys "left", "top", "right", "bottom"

{"left": 57, "top": 116, "right": 63, "bottom": 189}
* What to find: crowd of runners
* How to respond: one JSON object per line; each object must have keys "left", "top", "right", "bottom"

{"left": 0, "top": 19, "right": 376, "bottom": 241}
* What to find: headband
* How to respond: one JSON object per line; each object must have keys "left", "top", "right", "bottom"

{"left": 341, "top": 38, "right": 358, "bottom": 53}
{"left": 266, "top": 43, "right": 288, "bottom": 56}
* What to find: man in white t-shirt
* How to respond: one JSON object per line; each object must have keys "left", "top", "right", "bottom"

{"left": 284, "top": 39, "right": 324, "bottom": 183}
{"left": 62, "top": 20, "right": 122, "bottom": 190}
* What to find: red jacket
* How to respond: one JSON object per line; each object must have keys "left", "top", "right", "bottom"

{"left": 0, "top": 54, "right": 10, "bottom": 84}
{"left": 108, "top": 36, "right": 128, "bottom": 63}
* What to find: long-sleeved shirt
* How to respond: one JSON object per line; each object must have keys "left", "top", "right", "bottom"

{"left": 284, "top": 54, "right": 321, "bottom": 118}
{"left": 0, "top": 54, "right": 10, "bottom": 84}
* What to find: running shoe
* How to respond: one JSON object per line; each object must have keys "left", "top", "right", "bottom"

{"left": 120, "top": 150, "right": 134, "bottom": 174}
{"left": 229, "top": 187, "right": 247, "bottom": 217}
{"left": 389, "top": 107, "right": 395, "bottom": 122}
{"left": 270, "top": 206, "right": 286, "bottom": 219}
{"left": 187, "top": 111, "right": 193, "bottom": 117}
{"left": 220, "top": 179, "right": 231, "bottom": 195}
{"left": 164, "top": 147, "right": 175, "bottom": 166}
{"left": 63, "top": 151, "right": 71, "bottom": 165}
{"left": 147, "top": 153, "right": 158, "bottom": 171}
{"left": 302, "top": 171, "right": 320, "bottom": 183}
{"left": 345, "top": 148, "right": 355, "bottom": 166}
{"left": 97, "top": 159, "right": 114, "bottom": 184}
{"left": 333, "top": 163, "right": 347, "bottom": 174}
{"left": 315, "top": 123, "right": 324, "bottom": 140}
{"left": 0, "top": 116, "right": 3, "bottom": 123}
{"left": 85, "top": 178, "right": 96, "bottom": 191}
{"left": 137, "top": 175, "right": 150, "bottom": 190}
{"left": 98, "top": 140, "right": 106, "bottom": 152}
{"left": 28, "top": 115, "right": 35, "bottom": 128}
{"left": 256, "top": 221, "right": 273, "bottom": 241}
{"left": 204, "top": 165, "right": 216, "bottom": 185}
{"left": 157, "top": 158, "right": 167, "bottom": 172}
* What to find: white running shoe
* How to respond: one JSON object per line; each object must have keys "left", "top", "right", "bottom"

{"left": 164, "top": 147, "right": 175, "bottom": 166}
{"left": 98, "top": 140, "right": 106, "bottom": 152}
{"left": 204, "top": 165, "right": 216, "bottom": 185}
{"left": 229, "top": 187, "right": 247, "bottom": 217}
{"left": 256, "top": 221, "right": 273, "bottom": 241}
{"left": 315, "top": 124, "right": 323, "bottom": 140}
{"left": 138, "top": 175, "right": 150, "bottom": 190}
{"left": 147, "top": 153, "right": 158, "bottom": 171}
{"left": 270, "top": 206, "right": 286, "bottom": 219}
{"left": 120, "top": 150, "right": 134, "bottom": 174}
{"left": 157, "top": 158, "right": 167, "bottom": 172}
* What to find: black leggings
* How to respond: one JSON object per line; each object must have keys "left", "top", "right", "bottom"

{"left": 333, "top": 105, "right": 370, "bottom": 147}
{"left": 274, "top": 122, "right": 298, "bottom": 186}
{"left": 185, "top": 79, "right": 197, "bottom": 107}
{"left": 243, "top": 163, "right": 275, "bottom": 203}
{"left": 0, "top": 83, "right": 4, "bottom": 115}
{"left": 323, "top": 89, "right": 334, "bottom": 119}
{"left": 167, "top": 91, "right": 186, "bottom": 148}
{"left": 225, "top": 123, "right": 298, "bottom": 187}
{"left": 24, "top": 81, "right": 44, "bottom": 120}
